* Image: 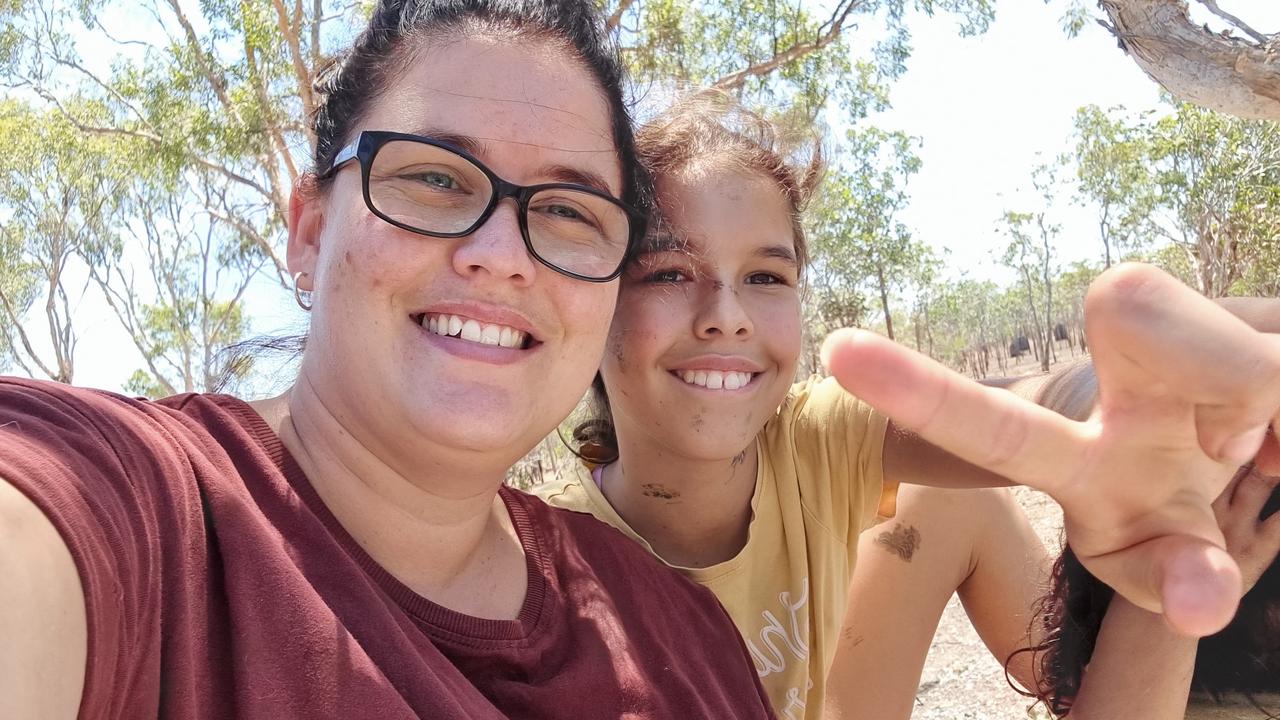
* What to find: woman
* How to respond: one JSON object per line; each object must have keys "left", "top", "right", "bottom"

{"left": 0, "top": 2, "right": 777, "bottom": 717}
{"left": 537, "top": 94, "right": 1280, "bottom": 718}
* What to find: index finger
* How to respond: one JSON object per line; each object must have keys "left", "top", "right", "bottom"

{"left": 821, "top": 328, "right": 1089, "bottom": 493}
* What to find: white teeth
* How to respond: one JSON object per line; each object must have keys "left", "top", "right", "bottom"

{"left": 677, "top": 370, "right": 754, "bottom": 391}
{"left": 421, "top": 313, "right": 528, "bottom": 349}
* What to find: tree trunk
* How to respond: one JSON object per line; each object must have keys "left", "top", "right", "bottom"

{"left": 875, "top": 264, "right": 895, "bottom": 341}
{"left": 1099, "top": 0, "right": 1280, "bottom": 122}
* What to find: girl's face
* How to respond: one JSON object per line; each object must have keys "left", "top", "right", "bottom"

{"left": 287, "top": 36, "right": 625, "bottom": 479}
{"left": 602, "top": 165, "right": 803, "bottom": 461}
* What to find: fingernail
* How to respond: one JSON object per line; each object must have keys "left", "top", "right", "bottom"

{"left": 819, "top": 329, "right": 853, "bottom": 372}
{"left": 1219, "top": 425, "right": 1268, "bottom": 466}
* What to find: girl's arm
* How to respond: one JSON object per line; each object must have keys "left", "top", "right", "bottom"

{"left": 826, "top": 485, "right": 1050, "bottom": 720}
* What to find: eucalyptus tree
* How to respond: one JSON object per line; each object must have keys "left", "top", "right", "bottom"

{"left": 809, "top": 128, "right": 927, "bottom": 341}
{"left": 1072, "top": 104, "right": 1157, "bottom": 268}
{"left": 998, "top": 162, "right": 1066, "bottom": 374}
{"left": 0, "top": 99, "right": 131, "bottom": 382}
{"left": 1146, "top": 103, "right": 1280, "bottom": 297}
{"left": 1095, "top": 0, "right": 1280, "bottom": 122}
{"left": 1, "top": 0, "right": 1002, "bottom": 394}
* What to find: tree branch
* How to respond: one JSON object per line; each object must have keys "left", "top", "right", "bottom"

{"left": 1196, "top": 0, "right": 1269, "bottom": 45}
{"left": 163, "top": 0, "right": 237, "bottom": 116}
{"left": 1099, "top": 0, "right": 1280, "bottom": 121}
{"left": 711, "top": 0, "right": 862, "bottom": 91}
{"left": 270, "top": 0, "right": 317, "bottom": 142}
{"left": 606, "top": 0, "right": 636, "bottom": 31}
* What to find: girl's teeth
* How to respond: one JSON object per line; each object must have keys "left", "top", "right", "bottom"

{"left": 422, "top": 314, "right": 527, "bottom": 348}
{"left": 677, "top": 370, "right": 754, "bottom": 390}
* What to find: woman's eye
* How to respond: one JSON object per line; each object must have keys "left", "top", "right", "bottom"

{"left": 545, "top": 204, "right": 583, "bottom": 220}
{"left": 412, "top": 171, "right": 460, "bottom": 190}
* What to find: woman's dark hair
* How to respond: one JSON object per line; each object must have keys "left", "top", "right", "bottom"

{"left": 1018, "top": 477, "right": 1280, "bottom": 717}
{"left": 570, "top": 92, "right": 824, "bottom": 464}
{"left": 216, "top": 0, "right": 647, "bottom": 395}
{"left": 309, "top": 0, "right": 650, "bottom": 212}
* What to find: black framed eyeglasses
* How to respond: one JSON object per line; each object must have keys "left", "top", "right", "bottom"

{"left": 323, "top": 130, "right": 645, "bottom": 282}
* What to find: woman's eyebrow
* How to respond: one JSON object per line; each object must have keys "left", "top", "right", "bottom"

{"left": 536, "top": 165, "right": 614, "bottom": 194}
{"left": 410, "top": 127, "right": 486, "bottom": 156}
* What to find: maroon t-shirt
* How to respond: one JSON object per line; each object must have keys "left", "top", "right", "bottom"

{"left": 0, "top": 378, "right": 775, "bottom": 719}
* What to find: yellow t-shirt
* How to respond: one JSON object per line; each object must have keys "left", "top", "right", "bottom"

{"left": 535, "top": 376, "right": 895, "bottom": 720}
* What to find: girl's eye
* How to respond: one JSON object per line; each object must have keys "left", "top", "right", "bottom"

{"left": 644, "top": 269, "right": 688, "bottom": 283}
{"left": 747, "top": 272, "right": 787, "bottom": 285}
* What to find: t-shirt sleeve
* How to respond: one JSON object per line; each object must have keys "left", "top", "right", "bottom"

{"left": 0, "top": 378, "right": 171, "bottom": 719}
{"left": 783, "top": 375, "right": 895, "bottom": 547}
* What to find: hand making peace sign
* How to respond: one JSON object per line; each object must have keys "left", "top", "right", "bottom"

{"left": 822, "top": 263, "right": 1280, "bottom": 637}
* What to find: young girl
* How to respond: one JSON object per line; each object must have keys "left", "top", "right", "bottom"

{"left": 536, "top": 93, "right": 1280, "bottom": 718}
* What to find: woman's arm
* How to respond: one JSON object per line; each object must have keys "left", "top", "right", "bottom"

{"left": 0, "top": 477, "right": 87, "bottom": 719}
{"left": 1064, "top": 598, "right": 1198, "bottom": 719}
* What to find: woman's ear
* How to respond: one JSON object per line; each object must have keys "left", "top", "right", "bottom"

{"left": 287, "top": 174, "right": 324, "bottom": 290}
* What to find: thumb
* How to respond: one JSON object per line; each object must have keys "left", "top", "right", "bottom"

{"left": 1089, "top": 534, "right": 1242, "bottom": 637}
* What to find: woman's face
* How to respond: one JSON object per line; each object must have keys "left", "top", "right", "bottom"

{"left": 288, "top": 36, "right": 624, "bottom": 478}
{"left": 601, "top": 166, "right": 803, "bottom": 461}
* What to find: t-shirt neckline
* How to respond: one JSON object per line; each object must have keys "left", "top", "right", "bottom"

{"left": 586, "top": 438, "right": 768, "bottom": 583}
{"left": 212, "top": 394, "right": 550, "bottom": 643}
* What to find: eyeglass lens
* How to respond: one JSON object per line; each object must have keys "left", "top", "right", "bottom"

{"left": 368, "top": 140, "right": 631, "bottom": 279}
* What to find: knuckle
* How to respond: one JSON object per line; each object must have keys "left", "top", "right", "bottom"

{"left": 1085, "top": 262, "right": 1164, "bottom": 322}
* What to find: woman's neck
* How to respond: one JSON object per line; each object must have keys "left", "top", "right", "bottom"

{"left": 250, "top": 378, "right": 527, "bottom": 619}
{"left": 600, "top": 433, "right": 759, "bottom": 569}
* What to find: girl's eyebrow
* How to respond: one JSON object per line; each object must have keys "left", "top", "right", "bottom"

{"left": 756, "top": 244, "right": 797, "bottom": 265}
{"left": 638, "top": 231, "right": 694, "bottom": 256}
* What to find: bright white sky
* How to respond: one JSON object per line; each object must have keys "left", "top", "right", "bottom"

{"left": 40, "top": 0, "right": 1280, "bottom": 393}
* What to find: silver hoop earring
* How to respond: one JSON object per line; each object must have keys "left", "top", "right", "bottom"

{"left": 293, "top": 272, "right": 314, "bottom": 312}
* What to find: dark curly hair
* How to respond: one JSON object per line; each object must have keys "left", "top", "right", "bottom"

{"left": 1017, "top": 475, "right": 1280, "bottom": 717}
